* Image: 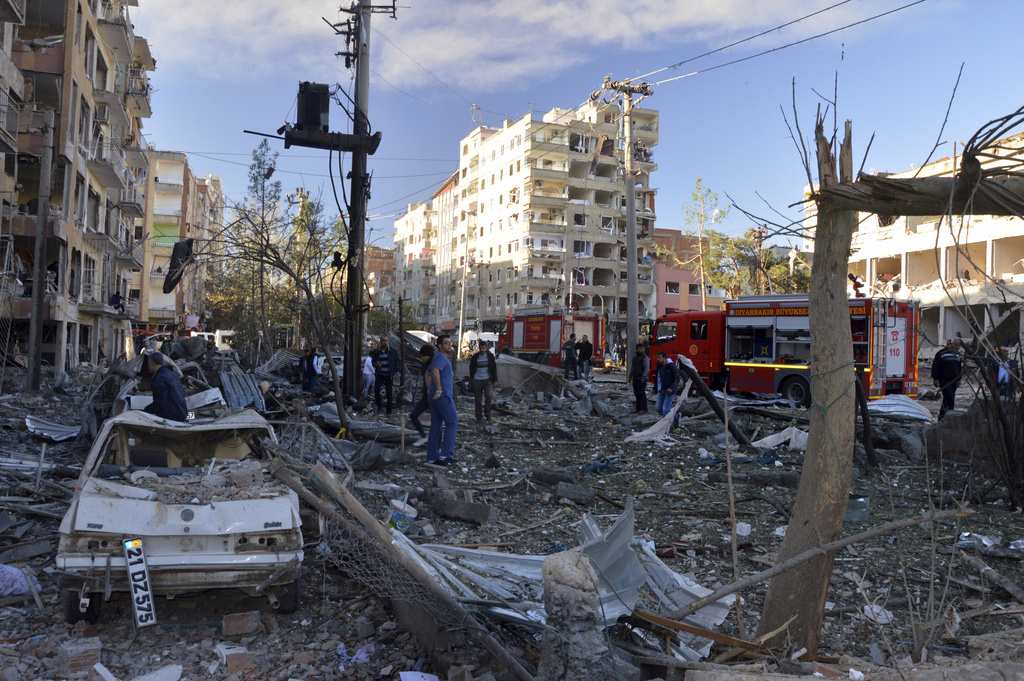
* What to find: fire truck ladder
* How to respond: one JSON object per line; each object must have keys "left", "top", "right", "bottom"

{"left": 0, "top": 234, "right": 16, "bottom": 394}
{"left": 870, "top": 299, "right": 893, "bottom": 393}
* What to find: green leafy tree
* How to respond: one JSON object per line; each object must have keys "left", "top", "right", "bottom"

{"left": 681, "top": 179, "right": 732, "bottom": 309}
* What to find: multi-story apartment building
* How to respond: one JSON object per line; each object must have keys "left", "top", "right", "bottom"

{"left": 1, "top": 0, "right": 154, "bottom": 369}
{"left": 140, "top": 151, "right": 223, "bottom": 332}
{"left": 394, "top": 101, "right": 661, "bottom": 335}
{"left": 393, "top": 202, "right": 436, "bottom": 323}
{"left": 818, "top": 131, "right": 1024, "bottom": 357}
{"left": 364, "top": 244, "right": 396, "bottom": 309}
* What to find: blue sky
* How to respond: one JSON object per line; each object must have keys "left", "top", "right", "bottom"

{"left": 131, "top": 0, "right": 1020, "bottom": 250}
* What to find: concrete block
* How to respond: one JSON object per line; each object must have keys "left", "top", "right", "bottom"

{"left": 429, "top": 498, "right": 497, "bottom": 525}
{"left": 215, "top": 643, "right": 255, "bottom": 674}
{"left": 354, "top": 616, "right": 374, "bottom": 638}
{"left": 556, "top": 482, "right": 595, "bottom": 504}
{"left": 530, "top": 467, "right": 576, "bottom": 486}
{"left": 228, "top": 460, "right": 263, "bottom": 487}
{"left": 222, "top": 610, "right": 262, "bottom": 636}
{"left": 57, "top": 637, "right": 101, "bottom": 676}
{"left": 131, "top": 664, "right": 184, "bottom": 681}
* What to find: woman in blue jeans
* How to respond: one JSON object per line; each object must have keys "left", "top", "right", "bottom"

{"left": 426, "top": 336, "right": 459, "bottom": 465}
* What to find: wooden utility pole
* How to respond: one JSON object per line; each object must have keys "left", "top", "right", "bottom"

{"left": 597, "top": 78, "right": 652, "bottom": 370}
{"left": 343, "top": 0, "right": 372, "bottom": 399}
{"left": 757, "top": 118, "right": 858, "bottom": 653}
{"left": 26, "top": 108, "right": 54, "bottom": 390}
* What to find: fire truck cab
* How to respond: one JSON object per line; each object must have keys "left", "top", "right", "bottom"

{"left": 650, "top": 295, "right": 919, "bottom": 406}
{"left": 496, "top": 308, "right": 605, "bottom": 368}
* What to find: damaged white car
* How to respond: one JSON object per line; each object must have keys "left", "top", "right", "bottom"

{"left": 56, "top": 409, "right": 304, "bottom": 624}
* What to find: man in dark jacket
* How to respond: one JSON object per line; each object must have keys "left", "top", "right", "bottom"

{"left": 469, "top": 340, "right": 498, "bottom": 422}
{"left": 576, "top": 334, "right": 594, "bottom": 381}
{"left": 144, "top": 353, "right": 188, "bottom": 422}
{"left": 561, "top": 333, "right": 578, "bottom": 380}
{"left": 654, "top": 351, "right": 680, "bottom": 417}
{"left": 371, "top": 335, "right": 402, "bottom": 415}
{"left": 931, "top": 339, "right": 963, "bottom": 420}
{"left": 629, "top": 343, "right": 650, "bottom": 413}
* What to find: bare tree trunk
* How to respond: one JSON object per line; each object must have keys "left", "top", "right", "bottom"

{"left": 756, "top": 118, "right": 858, "bottom": 654}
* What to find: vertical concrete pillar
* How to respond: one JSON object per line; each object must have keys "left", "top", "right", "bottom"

{"left": 56, "top": 318, "right": 67, "bottom": 372}
{"left": 537, "top": 552, "right": 630, "bottom": 681}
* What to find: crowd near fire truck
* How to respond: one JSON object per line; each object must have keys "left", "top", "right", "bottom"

{"left": 649, "top": 295, "right": 920, "bottom": 406}
{"left": 496, "top": 308, "right": 606, "bottom": 367}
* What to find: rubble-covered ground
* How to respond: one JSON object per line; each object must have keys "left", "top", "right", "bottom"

{"left": 1, "top": 360, "right": 1023, "bottom": 681}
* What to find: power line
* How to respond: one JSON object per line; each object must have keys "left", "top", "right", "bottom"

{"left": 180, "top": 150, "right": 456, "bottom": 162}
{"left": 372, "top": 25, "right": 474, "bottom": 107}
{"left": 636, "top": 0, "right": 857, "bottom": 80}
{"left": 184, "top": 152, "right": 453, "bottom": 180}
{"left": 654, "top": 0, "right": 928, "bottom": 85}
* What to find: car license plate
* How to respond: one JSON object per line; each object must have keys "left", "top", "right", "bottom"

{"left": 123, "top": 538, "right": 158, "bottom": 628}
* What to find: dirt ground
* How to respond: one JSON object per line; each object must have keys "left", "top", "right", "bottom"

{"left": 1, "top": 361, "right": 1022, "bottom": 680}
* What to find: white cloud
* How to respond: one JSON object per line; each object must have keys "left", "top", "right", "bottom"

{"left": 131, "top": 0, "right": 931, "bottom": 91}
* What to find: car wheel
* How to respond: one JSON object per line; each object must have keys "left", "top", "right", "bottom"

{"left": 274, "top": 580, "right": 301, "bottom": 614}
{"left": 63, "top": 589, "right": 102, "bottom": 624}
{"left": 781, "top": 376, "right": 811, "bottom": 407}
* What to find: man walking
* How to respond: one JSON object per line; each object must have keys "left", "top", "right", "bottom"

{"left": 301, "top": 347, "right": 318, "bottom": 393}
{"left": 561, "top": 333, "right": 578, "bottom": 380}
{"left": 427, "top": 335, "right": 458, "bottom": 465}
{"left": 629, "top": 343, "right": 650, "bottom": 413}
{"left": 576, "top": 334, "right": 593, "bottom": 381}
{"left": 371, "top": 335, "right": 402, "bottom": 416}
{"left": 143, "top": 352, "right": 188, "bottom": 422}
{"left": 470, "top": 340, "right": 498, "bottom": 422}
{"left": 932, "top": 338, "right": 963, "bottom": 420}
{"left": 654, "top": 351, "right": 680, "bottom": 417}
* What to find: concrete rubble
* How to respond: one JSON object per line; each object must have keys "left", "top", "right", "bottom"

{"left": 0, "top": 353, "right": 1022, "bottom": 679}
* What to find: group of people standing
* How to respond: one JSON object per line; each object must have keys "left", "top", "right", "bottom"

{"left": 931, "top": 338, "right": 1019, "bottom": 421}
{"left": 560, "top": 333, "right": 594, "bottom": 381}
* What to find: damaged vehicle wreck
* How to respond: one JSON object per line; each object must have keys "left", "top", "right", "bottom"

{"left": 56, "top": 409, "right": 304, "bottom": 624}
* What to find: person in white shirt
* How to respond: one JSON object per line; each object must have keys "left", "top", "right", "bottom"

{"left": 361, "top": 355, "right": 375, "bottom": 398}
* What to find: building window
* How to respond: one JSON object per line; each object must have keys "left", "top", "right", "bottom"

{"left": 665, "top": 282, "right": 680, "bottom": 294}
{"left": 526, "top": 292, "right": 534, "bottom": 304}
{"left": 688, "top": 284, "right": 701, "bottom": 295}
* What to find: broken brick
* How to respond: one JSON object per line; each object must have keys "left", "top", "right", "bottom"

{"left": 57, "top": 637, "right": 101, "bottom": 675}
{"left": 216, "top": 643, "right": 256, "bottom": 674}
{"left": 556, "top": 482, "right": 596, "bottom": 504}
{"left": 429, "top": 498, "right": 497, "bottom": 525}
{"left": 222, "top": 610, "right": 262, "bottom": 636}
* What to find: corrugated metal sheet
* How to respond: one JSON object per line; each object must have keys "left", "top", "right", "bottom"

{"left": 218, "top": 372, "right": 267, "bottom": 412}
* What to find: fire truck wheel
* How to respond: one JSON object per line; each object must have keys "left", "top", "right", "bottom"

{"left": 780, "top": 376, "right": 811, "bottom": 407}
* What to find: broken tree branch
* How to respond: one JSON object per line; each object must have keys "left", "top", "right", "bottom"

{"left": 668, "top": 507, "right": 973, "bottom": 621}
{"left": 675, "top": 359, "right": 753, "bottom": 448}
{"left": 307, "top": 462, "right": 535, "bottom": 681}
{"left": 958, "top": 550, "right": 1024, "bottom": 603}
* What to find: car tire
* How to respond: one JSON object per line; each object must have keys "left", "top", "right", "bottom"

{"left": 63, "top": 589, "right": 102, "bottom": 624}
{"left": 780, "top": 376, "right": 811, "bottom": 407}
{"left": 274, "top": 579, "right": 301, "bottom": 614}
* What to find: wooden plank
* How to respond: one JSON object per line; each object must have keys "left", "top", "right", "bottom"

{"left": 0, "top": 538, "right": 54, "bottom": 563}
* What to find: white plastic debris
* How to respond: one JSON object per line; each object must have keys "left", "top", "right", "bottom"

{"left": 863, "top": 604, "right": 894, "bottom": 624}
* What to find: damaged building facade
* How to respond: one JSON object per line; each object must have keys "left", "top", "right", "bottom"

{"left": 826, "top": 132, "right": 1024, "bottom": 356}
{"left": 0, "top": 1, "right": 224, "bottom": 371}
{"left": 392, "top": 102, "right": 698, "bottom": 336}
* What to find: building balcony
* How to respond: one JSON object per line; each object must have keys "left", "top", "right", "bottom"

{"left": 154, "top": 180, "right": 183, "bottom": 194}
{"left": 12, "top": 40, "right": 63, "bottom": 75}
{"left": 77, "top": 282, "right": 113, "bottom": 315}
{"left": 528, "top": 247, "right": 564, "bottom": 261}
{"left": 11, "top": 212, "right": 61, "bottom": 239}
{"left": 619, "top": 280, "right": 654, "bottom": 296}
{"left": 526, "top": 193, "right": 565, "bottom": 209}
{"left": 153, "top": 210, "right": 182, "bottom": 225}
{"left": 633, "top": 124, "right": 658, "bottom": 146}
{"left": 120, "top": 131, "right": 149, "bottom": 167}
{"left": 115, "top": 242, "right": 143, "bottom": 268}
{"left": 147, "top": 305, "right": 175, "bottom": 320}
{"left": 151, "top": 234, "right": 178, "bottom": 250}
{"left": 571, "top": 282, "right": 617, "bottom": 296}
{"left": 521, "top": 275, "right": 561, "bottom": 289}
{"left": 87, "top": 141, "right": 127, "bottom": 189}
{"left": 125, "top": 66, "right": 152, "bottom": 118}
{"left": 0, "top": 89, "right": 18, "bottom": 154}
{"left": 98, "top": 2, "right": 134, "bottom": 57}
{"left": 82, "top": 226, "right": 118, "bottom": 251}
{"left": 92, "top": 86, "right": 129, "bottom": 130}
{"left": 118, "top": 183, "right": 145, "bottom": 218}
{"left": 0, "top": 0, "right": 25, "bottom": 25}
{"left": 529, "top": 165, "right": 568, "bottom": 182}
{"left": 528, "top": 141, "right": 567, "bottom": 157}
{"left": 528, "top": 220, "right": 566, "bottom": 234}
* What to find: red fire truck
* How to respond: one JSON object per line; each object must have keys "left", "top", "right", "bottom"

{"left": 649, "top": 295, "right": 919, "bottom": 406}
{"left": 496, "top": 308, "right": 605, "bottom": 368}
